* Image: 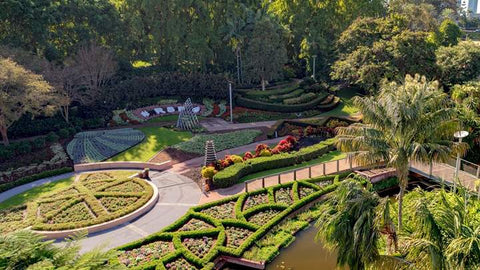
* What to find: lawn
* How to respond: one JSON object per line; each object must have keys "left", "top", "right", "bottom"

{"left": 319, "top": 87, "right": 359, "bottom": 117}
{"left": 239, "top": 150, "right": 347, "bottom": 182}
{"left": 146, "top": 115, "right": 179, "bottom": 123}
{"left": 108, "top": 127, "right": 192, "bottom": 162}
{"left": 0, "top": 176, "right": 75, "bottom": 209}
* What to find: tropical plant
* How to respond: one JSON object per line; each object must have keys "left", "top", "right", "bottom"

{"left": 315, "top": 180, "right": 381, "bottom": 270}
{"left": 335, "top": 74, "right": 463, "bottom": 230}
{"left": 0, "top": 230, "right": 122, "bottom": 270}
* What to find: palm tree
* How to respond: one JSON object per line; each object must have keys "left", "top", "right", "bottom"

{"left": 336, "top": 74, "right": 463, "bottom": 230}
{"left": 315, "top": 180, "right": 381, "bottom": 270}
{"left": 399, "top": 187, "right": 480, "bottom": 270}
{"left": 0, "top": 230, "right": 123, "bottom": 270}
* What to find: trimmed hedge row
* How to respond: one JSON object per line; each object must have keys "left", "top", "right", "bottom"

{"left": 235, "top": 94, "right": 326, "bottom": 113}
{"left": 114, "top": 174, "right": 359, "bottom": 269}
{"left": 0, "top": 167, "right": 74, "bottom": 193}
{"left": 213, "top": 139, "right": 336, "bottom": 188}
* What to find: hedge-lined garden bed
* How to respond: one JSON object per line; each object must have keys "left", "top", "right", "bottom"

{"left": 0, "top": 171, "right": 153, "bottom": 234}
{"left": 212, "top": 138, "right": 335, "bottom": 188}
{"left": 173, "top": 129, "right": 262, "bottom": 155}
{"left": 114, "top": 174, "right": 349, "bottom": 269}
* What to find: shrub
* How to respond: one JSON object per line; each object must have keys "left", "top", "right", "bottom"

{"left": 32, "top": 137, "right": 46, "bottom": 150}
{"left": 213, "top": 139, "right": 335, "bottom": 188}
{"left": 201, "top": 167, "right": 217, "bottom": 180}
{"left": 46, "top": 132, "right": 60, "bottom": 143}
{"left": 0, "top": 167, "right": 73, "bottom": 193}
{"left": 16, "top": 141, "right": 32, "bottom": 154}
{"left": 229, "top": 155, "right": 243, "bottom": 164}
{"left": 67, "top": 127, "right": 77, "bottom": 137}
{"left": 259, "top": 149, "right": 272, "bottom": 157}
{"left": 255, "top": 144, "right": 270, "bottom": 156}
{"left": 58, "top": 129, "right": 70, "bottom": 139}
{"left": 236, "top": 94, "right": 326, "bottom": 113}
{"left": 0, "top": 147, "right": 13, "bottom": 162}
{"left": 283, "top": 93, "right": 317, "bottom": 105}
{"left": 243, "top": 152, "right": 254, "bottom": 161}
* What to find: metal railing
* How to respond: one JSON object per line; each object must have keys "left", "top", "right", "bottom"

{"left": 244, "top": 158, "right": 356, "bottom": 192}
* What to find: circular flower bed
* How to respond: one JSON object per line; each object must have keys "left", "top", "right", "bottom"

{"left": 0, "top": 171, "right": 154, "bottom": 234}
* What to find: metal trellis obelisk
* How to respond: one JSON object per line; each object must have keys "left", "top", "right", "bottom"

{"left": 204, "top": 140, "right": 217, "bottom": 166}
{"left": 176, "top": 98, "right": 200, "bottom": 131}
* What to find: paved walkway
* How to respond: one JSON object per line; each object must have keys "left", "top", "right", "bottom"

{"left": 0, "top": 172, "right": 76, "bottom": 203}
{"left": 410, "top": 161, "right": 479, "bottom": 190}
{"left": 199, "top": 158, "right": 356, "bottom": 203}
{"left": 74, "top": 170, "right": 202, "bottom": 253}
{"left": 169, "top": 136, "right": 286, "bottom": 173}
{"left": 200, "top": 118, "right": 277, "bottom": 132}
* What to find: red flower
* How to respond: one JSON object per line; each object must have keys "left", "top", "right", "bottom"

{"left": 243, "top": 152, "right": 254, "bottom": 161}
{"left": 255, "top": 144, "right": 270, "bottom": 156}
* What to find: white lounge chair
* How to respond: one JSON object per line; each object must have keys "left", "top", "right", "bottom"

{"left": 178, "top": 106, "right": 185, "bottom": 112}
{"left": 167, "top": 107, "right": 175, "bottom": 113}
{"left": 154, "top": 108, "right": 166, "bottom": 115}
{"left": 141, "top": 111, "right": 150, "bottom": 118}
{"left": 192, "top": 106, "right": 201, "bottom": 114}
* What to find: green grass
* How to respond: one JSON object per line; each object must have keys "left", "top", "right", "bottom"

{"left": 319, "top": 87, "right": 359, "bottom": 117}
{"left": 239, "top": 151, "right": 347, "bottom": 182}
{"left": 146, "top": 114, "right": 179, "bottom": 123}
{"left": 108, "top": 127, "right": 192, "bottom": 162}
{"left": 0, "top": 177, "right": 75, "bottom": 209}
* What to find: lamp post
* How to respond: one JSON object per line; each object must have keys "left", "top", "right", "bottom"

{"left": 312, "top": 55, "right": 317, "bottom": 81}
{"left": 454, "top": 130, "right": 469, "bottom": 190}
{"left": 229, "top": 82, "right": 233, "bottom": 123}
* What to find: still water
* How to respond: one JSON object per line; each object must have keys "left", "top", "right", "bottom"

{"left": 266, "top": 225, "right": 337, "bottom": 270}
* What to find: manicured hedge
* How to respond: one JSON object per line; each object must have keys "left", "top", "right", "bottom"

{"left": 235, "top": 94, "right": 327, "bottom": 113}
{"left": 0, "top": 167, "right": 74, "bottom": 193}
{"left": 114, "top": 175, "right": 350, "bottom": 269}
{"left": 212, "top": 139, "right": 336, "bottom": 188}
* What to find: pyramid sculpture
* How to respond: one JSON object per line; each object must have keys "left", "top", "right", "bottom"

{"left": 176, "top": 98, "right": 200, "bottom": 131}
{"left": 204, "top": 140, "right": 217, "bottom": 166}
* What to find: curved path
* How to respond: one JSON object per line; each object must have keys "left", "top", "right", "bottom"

{"left": 74, "top": 170, "right": 202, "bottom": 253}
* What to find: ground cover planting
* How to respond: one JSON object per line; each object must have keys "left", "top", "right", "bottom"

{"left": 67, "top": 128, "right": 145, "bottom": 163}
{"left": 173, "top": 129, "right": 262, "bottom": 155}
{"left": 0, "top": 171, "right": 153, "bottom": 234}
{"left": 108, "top": 127, "right": 192, "bottom": 162}
{"left": 114, "top": 174, "right": 351, "bottom": 269}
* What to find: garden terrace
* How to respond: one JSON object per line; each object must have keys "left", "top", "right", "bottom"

{"left": 0, "top": 171, "right": 153, "bottom": 234}
{"left": 114, "top": 174, "right": 352, "bottom": 269}
{"left": 234, "top": 81, "right": 339, "bottom": 113}
{"left": 212, "top": 138, "right": 336, "bottom": 188}
{"left": 67, "top": 128, "right": 145, "bottom": 164}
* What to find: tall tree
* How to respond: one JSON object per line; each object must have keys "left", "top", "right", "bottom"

{"left": 316, "top": 180, "right": 381, "bottom": 270}
{"left": 335, "top": 74, "right": 462, "bottom": 230}
{"left": 0, "top": 58, "right": 57, "bottom": 145}
{"left": 244, "top": 15, "right": 287, "bottom": 90}
{"left": 436, "top": 41, "right": 480, "bottom": 87}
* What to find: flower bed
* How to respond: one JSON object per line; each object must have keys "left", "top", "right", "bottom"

{"left": 274, "top": 188, "right": 293, "bottom": 205}
{"left": 118, "top": 240, "right": 174, "bottom": 268}
{"left": 0, "top": 171, "right": 153, "bottom": 233}
{"left": 183, "top": 236, "right": 216, "bottom": 259}
{"left": 247, "top": 209, "right": 282, "bottom": 226}
{"left": 67, "top": 128, "right": 145, "bottom": 164}
{"left": 243, "top": 193, "right": 269, "bottom": 210}
{"left": 200, "top": 201, "right": 236, "bottom": 220}
{"left": 173, "top": 129, "right": 262, "bottom": 155}
{"left": 177, "top": 219, "right": 214, "bottom": 232}
{"left": 115, "top": 174, "right": 355, "bottom": 269}
{"left": 212, "top": 138, "right": 335, "bottom": 188}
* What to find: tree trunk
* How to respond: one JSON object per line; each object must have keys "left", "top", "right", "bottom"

{"left": 61, "top": 105, "right": 69, "bottom": 123}
{"left": 397, "top": 186, "right": 405, "bottom": 231}
{"left": 261, "top": 79, "right": 266, "bottom": 91}
{"left": 0, "top": 125, "right": 9, "bottom": 146}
